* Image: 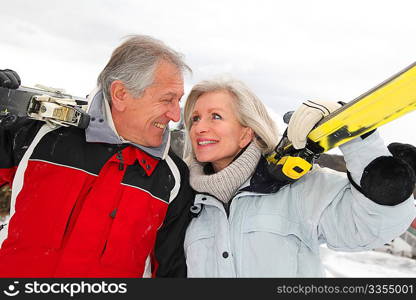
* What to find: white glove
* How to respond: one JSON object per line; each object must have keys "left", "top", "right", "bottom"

{"left": 287, "top": 100, "right": 342, "bottom": 149}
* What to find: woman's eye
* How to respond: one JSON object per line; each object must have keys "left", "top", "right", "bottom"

{"left": 191, "top": 115, "right": 200, "bottom": 122}
{"left": 212, "top": 113, "right": 222, "bottom": 120}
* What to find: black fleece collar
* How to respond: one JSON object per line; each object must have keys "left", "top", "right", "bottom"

{"left": 240, "top": 156, "right": 291, "bottom": 194}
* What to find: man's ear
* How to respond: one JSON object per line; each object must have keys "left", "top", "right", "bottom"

{"left": 110, "top": 80, "right": 130, "bottom": 112}
{"left": 240, "top": 127, "right": 254, "bottom": 148}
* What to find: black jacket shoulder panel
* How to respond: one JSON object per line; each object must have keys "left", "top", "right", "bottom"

{"left": 0, "top": 118, "right": 44, "bottom": 168}
{"left": 154, "top": 148, "right": 195, "bottom": 277}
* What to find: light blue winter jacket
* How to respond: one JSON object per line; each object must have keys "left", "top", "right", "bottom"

{"left": 184, "top": 132, "right": 416, "bottom": 277}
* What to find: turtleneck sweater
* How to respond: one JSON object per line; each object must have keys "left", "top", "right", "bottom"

{"left": 188, "top": 141, "right": 262, "bottom": 203}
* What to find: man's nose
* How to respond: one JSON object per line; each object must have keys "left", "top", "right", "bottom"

{"left": 166, "top": 101, "right": 181, "bottom": 122}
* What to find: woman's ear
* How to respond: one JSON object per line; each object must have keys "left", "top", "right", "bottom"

{"left": 110, "top": 80, "right": 129, "bottom": 112}
{"left": 239, "top": 127, "right": 254, "bottom": 148}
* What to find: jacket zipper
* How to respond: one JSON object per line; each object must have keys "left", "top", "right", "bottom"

{"left": 101, "top": 149, "right": 124, "bottom": 256}
{"left": 116, "top": 149, "right": 124, "bottom": 170}
{"left": 223, "top": 201, "right": 231, "bottom": 218}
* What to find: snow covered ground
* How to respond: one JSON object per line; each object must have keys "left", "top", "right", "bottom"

{"left": 320, "top": 245, "right": 416, "bottom": 277}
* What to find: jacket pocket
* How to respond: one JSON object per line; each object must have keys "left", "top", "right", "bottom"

{"left": 99, "top": 217, "right": 154, "bottom": 275}
{"left": 99, "top": 199, "right": 163, "bottom": 275}
{"left": 184, "top": 219, "right": 216, "bottom": 277}
{"left": 241, "top": 214, "right": 306, "bottom": 277}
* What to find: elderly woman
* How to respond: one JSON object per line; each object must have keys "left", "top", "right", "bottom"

{"left": 182, "top": 77, "right": 416, "bottom": 277}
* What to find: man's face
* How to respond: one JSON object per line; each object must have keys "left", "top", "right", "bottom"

{"left": 112, "top": 61, "right": 184, "bottom": 147}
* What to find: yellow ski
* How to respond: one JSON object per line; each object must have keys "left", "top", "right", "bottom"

{"left": 309, "top": 61, "right": 416, "bottom": 152}
{"left": 267, "top": 61, "right": 416, "bottom": 182}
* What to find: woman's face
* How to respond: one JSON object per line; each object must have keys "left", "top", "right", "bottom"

{"left": 189, "top": 91, "right": 253, "bottom": 172}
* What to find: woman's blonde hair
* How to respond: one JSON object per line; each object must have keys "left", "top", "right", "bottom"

{"left": 183, "top": 76, "right": 280, "bottom": 158}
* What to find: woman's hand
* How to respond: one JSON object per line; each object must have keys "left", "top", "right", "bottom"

{"left": 287, "top": 100, "right": 342, "bottom": 149}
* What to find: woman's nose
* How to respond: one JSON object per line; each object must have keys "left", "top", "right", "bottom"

{"left": 193, "top": 118, "right": 209, "bottom": 134}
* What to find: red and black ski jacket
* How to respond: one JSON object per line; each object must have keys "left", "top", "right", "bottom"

{"left": 0, "top": 116, "right": 194, "bottom": 277}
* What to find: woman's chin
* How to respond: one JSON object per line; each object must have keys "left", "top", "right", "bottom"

{"left": 195, "top": 153, "right": 215, "bottom": 164}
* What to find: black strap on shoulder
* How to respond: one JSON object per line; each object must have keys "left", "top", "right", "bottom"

{"left": 347, "top": 171, "right": 366, "bottom": 195}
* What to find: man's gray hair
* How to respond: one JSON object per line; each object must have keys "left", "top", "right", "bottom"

{"left": 183, "top": 76, "right": 280, "bottom": 156}
{"left": 97, "top": 35, "right": 191, "bottom": 103}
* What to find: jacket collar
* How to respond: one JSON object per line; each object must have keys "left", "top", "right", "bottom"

{"left": 240, "top": 156, "right": 290, "bottom": 194}
{"left": 85, "top": 87, "right": 170, "bottom": 160}
{"left": 193, "top": 156, "right": 291, "bottom": 205}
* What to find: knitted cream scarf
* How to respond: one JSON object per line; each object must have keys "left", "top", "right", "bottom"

{"left": 188, "top": 141, "right": 262, "bottom": 203}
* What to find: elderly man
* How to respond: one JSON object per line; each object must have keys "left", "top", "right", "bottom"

{"left": 0, "top": 35, "right": 194, "bottom": 277}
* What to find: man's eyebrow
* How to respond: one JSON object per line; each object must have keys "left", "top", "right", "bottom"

{"left": 162, "top": 92, "right": 182, "bottom": 97}
{"left": 161, "top": 92, "right": 185, "bottom": 103}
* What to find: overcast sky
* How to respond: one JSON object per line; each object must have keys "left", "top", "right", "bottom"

{"left": 1, "top": 0, "right": 415, "bottom": 151}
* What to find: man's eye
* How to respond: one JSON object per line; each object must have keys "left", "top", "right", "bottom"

{"left": 191, "top": 115, "right": 200, "bottom": 122}
{"left": 212, "top": 113, "right": 222, "bottom": 120}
